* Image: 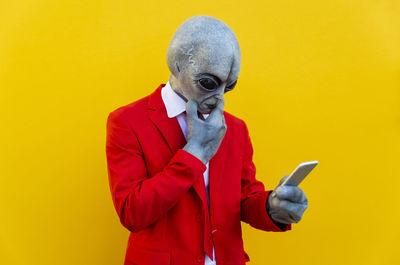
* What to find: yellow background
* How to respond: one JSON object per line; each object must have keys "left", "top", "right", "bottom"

{"left": 1, "top": 1, "right": 399, "bottom": 264}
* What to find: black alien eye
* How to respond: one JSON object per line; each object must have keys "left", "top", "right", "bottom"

{"left": 225, "top": 80, "right": 237, "bottom": 92}
{"left": 199, "top": 78, "right": 218, "bottom": 91}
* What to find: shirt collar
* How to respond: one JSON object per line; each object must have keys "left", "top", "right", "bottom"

{"left": 161, "top": 81, "right": 186, "bottom": 118}
{"left": 161, "top": 81, "right": 209, "bottom": 119}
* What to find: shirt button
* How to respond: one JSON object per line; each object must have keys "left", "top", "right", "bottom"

{"left": 196, "top": 255, "right": 203, "bottom": 263}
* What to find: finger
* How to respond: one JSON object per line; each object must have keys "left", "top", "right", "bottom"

{"left": 269, "top": 205, "right": 301, "bottom": 224}
{"left": 273, "top": 211, "right": 300, "bottom": 224}
{"left": 275, "top": 186, "right": 307, "bottom": 203}
{"left": 270, "top": 215, "right": 292, "bottom": 225}
{"left": 287, "top": 212, "right": 302, "bottom": 223}
{"left": 206, "top": 98, "right": 225, "bottom": 123}
{"left": 272, "top": 199, "right": 308, "bottom": 217}
{"left": 186, "top": 100, "right": 200, "bottom": 121}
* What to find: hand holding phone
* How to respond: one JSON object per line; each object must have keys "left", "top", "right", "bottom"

{"left": 267, "top": 161, "right": 318, "bottom": 224}
{"left": 271, "top": 161, "right": 318, "bottom": 198}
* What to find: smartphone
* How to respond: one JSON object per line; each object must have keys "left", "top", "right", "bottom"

{"left": 280, "top": 161, "right": 319, "bottom": 186}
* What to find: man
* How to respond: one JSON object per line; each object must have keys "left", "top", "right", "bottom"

{"left": 106, "top": 16, "right": 308, "bottom": 265}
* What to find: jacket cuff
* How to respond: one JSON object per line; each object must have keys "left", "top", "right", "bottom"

{"left": 173, "top": 149, "right": 207, "bottom": 177}
{"left": 264, "top": 190, "right": 292, "bottom": 232}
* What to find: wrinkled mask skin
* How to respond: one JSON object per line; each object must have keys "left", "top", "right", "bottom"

{"left": 166, "top": 16, "right": 241, "bottom": 114}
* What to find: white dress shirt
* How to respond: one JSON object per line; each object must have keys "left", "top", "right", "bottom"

{"left": 161, "top": 81, "right": 216, "bottom": 265}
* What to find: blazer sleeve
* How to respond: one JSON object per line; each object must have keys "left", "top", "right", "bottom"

{"left": 106, "top": 110, "right": 206, "bottom": 233}
{"left": 240, "top": 120, "right": 291, "bottom": 232}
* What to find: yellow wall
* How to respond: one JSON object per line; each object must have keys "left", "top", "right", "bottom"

{"left": 1, "top": 1, "right": 399, "bottom": 264}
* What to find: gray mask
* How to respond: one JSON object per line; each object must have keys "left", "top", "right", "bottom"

{"left": 166, "top": 16, "right": 241, "bottom": 114}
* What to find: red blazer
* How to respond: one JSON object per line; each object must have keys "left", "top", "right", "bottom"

{"left": 106, "top": 84, "right": 291, "bottom": 265}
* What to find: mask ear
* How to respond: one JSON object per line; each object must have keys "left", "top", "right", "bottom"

{"left": 175, "top": 62, "right": 180, "bottom": 73}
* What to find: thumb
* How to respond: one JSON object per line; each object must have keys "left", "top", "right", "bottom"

{"left": 279, "top": 175, "right": 290, "bottom": 186}
{"left": 271, "top": 175, "right": 290, "bottom": 198}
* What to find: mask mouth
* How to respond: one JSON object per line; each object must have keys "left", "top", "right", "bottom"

{"left": 197, "top": 103, "right": 213, "bottom": 114}
{"left": 205, "top": 103, "right": 216, "bottom": 109}
{"left": 199, "top": 96, "right": 222, "bottom": 114}
{"left": 201, "top": 96, "right": 221, "bottom": 107}
{"left": 199, "top": 101, "right": 216, "bottom": 112}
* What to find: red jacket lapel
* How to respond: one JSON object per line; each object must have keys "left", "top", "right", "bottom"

{"left": 147, "top": 84, "right": 186, "bottom": 155}
{"left": 147, "top": 84, "right": 209, "bottom": 209}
